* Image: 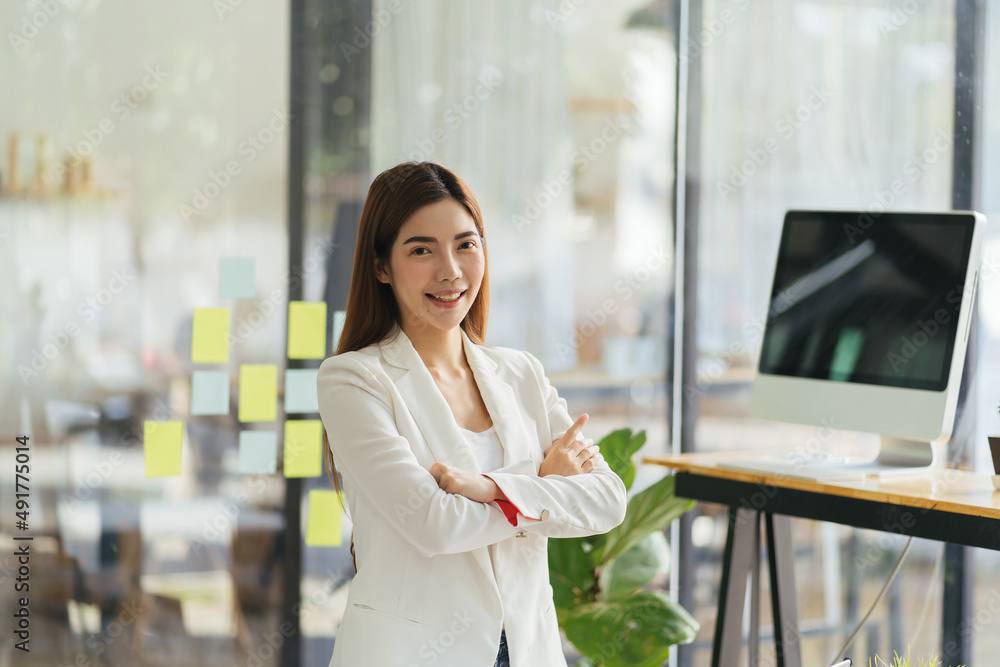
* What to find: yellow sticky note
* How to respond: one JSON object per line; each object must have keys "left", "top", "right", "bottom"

{"left": 287, "top": 301, "right": 327, "bottom": 359}
{"left": 191, "top": 308, "right": 230, "bottom": 363}
{"left": 144, "top": 421, "right": 183, "bottom": 477}
{"left": 238, "top": 365, "right": 278, "bottom": 422}
{"left": 305, "top": 490, "right": 344, "bottom": 546}
{"left": 283, "top": 420, "right": 323, "bottom": 477}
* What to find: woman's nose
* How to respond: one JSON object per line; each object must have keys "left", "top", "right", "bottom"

{"left": 437, "top": 251, "right": 461, "bottom": 280}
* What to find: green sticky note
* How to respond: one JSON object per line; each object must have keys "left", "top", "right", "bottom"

{"left": 238, "top": 365, "right": 278, "bottom": 422}
{"left": 144, "top": 421, "right": 183, "bottom": 477}
{"left": 238, "top": 430, "right": 279, "bottom": 475}
{"left": 191, "top": 370, "right": 230, "bottom": 416}
{"left": 305, "top": 489, "right": 343, "bottom": 546}
{"left": 285, "top": 368, "right": 319, "bottom": 414}
{"left": 288, "top": 302, "right": 327, "bottom": 359}
{"left": 219, "top": 257, "right": 256, "bottom": 299}
{"left": 191, "top": 308, "right": 230, "bottom": 363}
{"left": 283, "top": 420, "right": 323, "bottom": 477}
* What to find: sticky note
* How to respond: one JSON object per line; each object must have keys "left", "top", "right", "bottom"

{"left": 191, "top": 308, "right": 230, "bottom": 363}
{"left": 332, "top": 310, "right": 347, "bottom": 351}
{"left": 238, "top": 431, "right": 279, "bottom": 475}
{"left": 283, "top": 420, "right": 323, "bottom": 477}
{"left": 305, "top": 489, "right": 344, "bottom": 546}
{"left": 288, "top": 302, "right": 327, "bottom": 359}
{"left": 238, "top": 365, "right": 278, "bottom": 422}
{"left": 285, "top": 369, "right": 319, "bottom": 414}
{"left": 191, "top": 370, "right": 230, "bottom": 415}
{"left": 219, "top": 257, "right": 256, "bottom": 299}
{"left": 144, "top": 421, "right": 183, "bottom": 477}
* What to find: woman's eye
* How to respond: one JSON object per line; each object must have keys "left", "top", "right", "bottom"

{"left": 461, "top": 241, "right": 477, "bottom": 249}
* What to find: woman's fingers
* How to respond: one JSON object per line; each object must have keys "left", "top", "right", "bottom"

{"left": 564, "top": 414, "right": 588, "bottom": 443}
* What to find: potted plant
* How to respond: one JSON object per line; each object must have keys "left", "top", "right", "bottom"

{"left": 548, "top": 427, "right": 699, "bottom": 667}
{"left": 866, "top": 647, "right": 965, "bottom": 666}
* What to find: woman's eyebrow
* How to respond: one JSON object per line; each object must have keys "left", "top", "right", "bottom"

{"left": 402, "top": 231, "right": 479, "bottom": 245}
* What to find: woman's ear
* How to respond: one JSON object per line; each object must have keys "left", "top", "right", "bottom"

{"left": 374, "top": 258, "right": 389, "bottom": 283}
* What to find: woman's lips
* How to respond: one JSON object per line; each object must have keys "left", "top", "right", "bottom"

{"left": 426, "top": 289, "right": 466, "bottom": 308}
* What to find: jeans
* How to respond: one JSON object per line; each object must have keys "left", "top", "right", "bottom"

{"left": 493, "top": 628, "right": 509, "bottom": 667}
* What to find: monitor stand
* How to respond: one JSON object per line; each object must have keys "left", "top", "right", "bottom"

{"left": 718, "top": 438, "right": 948, "bottom": 482}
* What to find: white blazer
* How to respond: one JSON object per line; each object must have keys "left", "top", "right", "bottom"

{"left": 316, "top": 325, "right": 628, "bottom": 666}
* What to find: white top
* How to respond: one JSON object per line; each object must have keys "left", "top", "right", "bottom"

{"left": 459, "top": 424, "right": 506, "bottom": 633}
{"left": 458, "top": 424, "right": 505, "bottom": 473}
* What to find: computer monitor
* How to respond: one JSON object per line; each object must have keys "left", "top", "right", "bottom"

{"left": 738, "top": 209, "right": 986, "bottom": 479}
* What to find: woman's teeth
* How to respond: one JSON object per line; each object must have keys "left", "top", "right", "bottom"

{"left": 428, "top": 291, "right": 463, "bottom": 301}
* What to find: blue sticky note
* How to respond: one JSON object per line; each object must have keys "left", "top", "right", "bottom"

{"left": 219, "top": 257, "right": 256, "bottom": 299}
{"left": 332, "top": 310, "right": 347, "bottom": 352}
{"left": 285, "top": 369, "right": 319, "bottom": 414}
{"left": 191, "top": 370, "right": 230, "bottom": 416}
{"left": 238, "top": 430, "right": 279, "bottom": 475}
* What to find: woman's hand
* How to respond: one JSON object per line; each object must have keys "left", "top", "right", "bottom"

{"left": 429, "top": 461, "right": 500, "bottom": 503}
{"left": 430, "top": 413, "right": 599, "bottom": 501}
{"left": 538, "top": 413, "right": 599, "bottom": 477}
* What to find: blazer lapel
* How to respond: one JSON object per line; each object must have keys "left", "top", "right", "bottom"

{"left": 377, "top": 326, "right": 538, "bottom": 473}
{"left": 461, "top": 330, "right": 539, "bottom": 471}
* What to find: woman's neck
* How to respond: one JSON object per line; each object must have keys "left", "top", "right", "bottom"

{"left": 406, "top": 324, "right": 466, "bottom": 376}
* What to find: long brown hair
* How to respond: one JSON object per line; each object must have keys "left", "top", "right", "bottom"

{"left": 322, "top": 161, "right": 491, "bottom": 503}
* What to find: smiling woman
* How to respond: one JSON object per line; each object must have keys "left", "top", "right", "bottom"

{"left": 316, "top": 161, "right": 627, "bottom": 666}
{"left": 376, "top": 197, "right": 486, "bottom": 324}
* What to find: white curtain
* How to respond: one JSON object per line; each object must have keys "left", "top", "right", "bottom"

{"left": 370, "top": 0, "right": 577, "bottom": 368}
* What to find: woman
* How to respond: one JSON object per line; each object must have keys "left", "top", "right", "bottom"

{"left": 316, "top": 161, "right": 628, "bottom": 667}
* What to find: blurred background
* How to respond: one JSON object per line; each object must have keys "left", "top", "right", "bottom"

{"left": 0, "top": 0, "right": 998, "bottom": 665}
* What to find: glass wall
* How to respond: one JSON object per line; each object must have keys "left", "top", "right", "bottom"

{"left": 684, "top": 1, "right": 1000, "bottom": 665}
{"left": 299, "top": 0, "right": 679, "bottom": 663}
{"left": 0, "top": 1, "right": 290, "bottom": 665}
{"left": 3, "top": 1, "right": 997, "bottom": 665}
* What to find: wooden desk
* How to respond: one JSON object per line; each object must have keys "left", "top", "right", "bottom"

{"left": 642, "top": 451, "right": 1000, "bottom": 667}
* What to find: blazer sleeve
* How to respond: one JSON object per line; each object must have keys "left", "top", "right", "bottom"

{"left": 481, "top": 457, "right": 538, "bottom": 526}
{"left": 316, "top": 356, "right": 524, "bottom": 557}
{"left": 481, "top": 350, "right": 629, "bottom": 538}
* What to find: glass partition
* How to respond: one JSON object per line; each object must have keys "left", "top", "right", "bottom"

{"left": 0, "top": 1, "right": 289, "bottom": 664}
{"left": 298, "top": 0, "right": 678, "bottom": 663}
{"left": 685, "top": 1, "right": 999, "bottom": 665}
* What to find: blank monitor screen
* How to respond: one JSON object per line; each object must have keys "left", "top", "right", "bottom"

{"left": 758, "top": 211, "right": 976, "bottom": 392}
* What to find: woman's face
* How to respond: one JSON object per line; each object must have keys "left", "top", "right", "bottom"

{"left": 376, "top": 198, "right": 485, "bottom": 336}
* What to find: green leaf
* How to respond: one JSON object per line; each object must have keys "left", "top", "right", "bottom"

{"left": 592, "top": 475, "right": 694, "bottom": 566}
{"left": 548, "top": 536, "right": 597, "bottom": 622}
{"left": 597, "top": 428, "right": 646, "bottom": 492}
{"left": 599, "top": 531, "right": 670, "bottom": 599}
{"left": 562, "top": 590, "right": 700, "bottom": 667}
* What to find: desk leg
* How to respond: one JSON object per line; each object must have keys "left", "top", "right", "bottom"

{"left": 712, "top": 506, "right": 758, "bottom": 667}
{"left": 765, "top": 513, "right": 802, "bottom": 667}
{"left": 749, "top": 512, "right": 761, "bottom": 667}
